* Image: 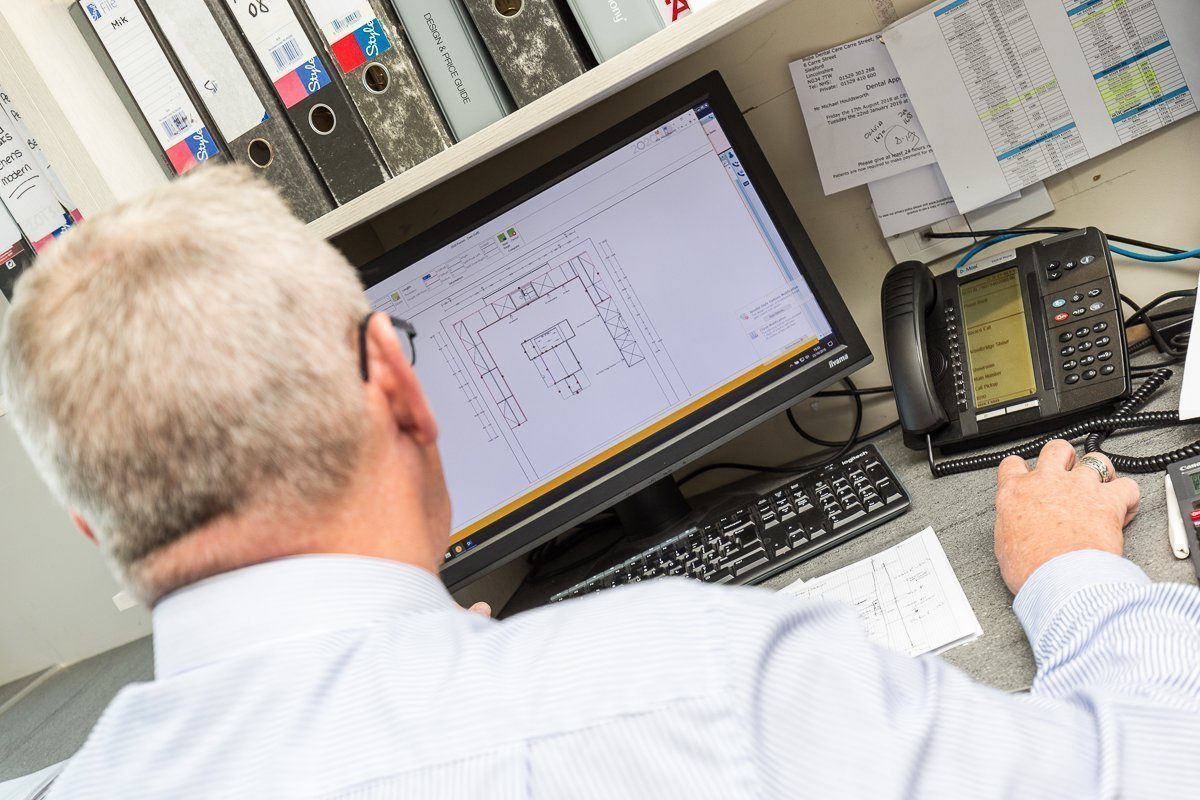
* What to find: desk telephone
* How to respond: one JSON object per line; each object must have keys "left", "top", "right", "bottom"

{"left": 882, "top": 228, "right": 1131, "bottom": 453}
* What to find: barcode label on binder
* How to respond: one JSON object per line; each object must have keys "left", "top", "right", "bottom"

{"left": 269, "top": 37, "right": 305, "bottom": 72}
{"left": 331, "top": 10, "right": 363, "bottom": 32}
{"left": 159, "top": 109, "right": 192, "bottom": 138}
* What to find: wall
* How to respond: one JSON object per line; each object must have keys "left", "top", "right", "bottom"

{"left": 0, "top": 298, "right": 151, "bottom": 684}
{"left": 2, "top": 0, "right": 1198, "bottom": 679}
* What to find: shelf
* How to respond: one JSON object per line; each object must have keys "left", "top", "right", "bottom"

{"left": 307, "top": 0, "right": 789, "bottom": 240}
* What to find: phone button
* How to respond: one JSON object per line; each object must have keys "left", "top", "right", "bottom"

{"left": 1089, "top": 301, "right": 1104, "bottom": 311}
{"left": 1079, "top": 355, "right": 1096, "bottom": 367}
{"left": 1048, "top": 271, "right": 1063, "bottom": 281}
{"left": 1071, "top": 307, "right": 1087, "bottom": 316}
{"left": 1065, "top": 373, "right": 1081, "bottom": 385}
{"left": 1060, "top": 345, "right": 1075, "bottom": 356}
{"left": 1082, "top": 369, "right": 1098, "bottom": 380}
{"left": 1077, "top": 341, "right": 1093, "bottom": 352}
{"left": 1054, "top": 312, "right": 1070, "bottom": 322}
{"left": 1092, "top": 321, "right": 1108, "bottom": 333}
{"left": 1062, "top": 359, "right": 1078, "bottom": 370}
{"left": 1052, "top": 298, "right": 1067, "bottom": 308}
{"left": 1095, "top": 335, "right": 1111, "bottom": 347}
{"left": 1087, "top": 288, "right": 1102, "bottom": 298}
{"left": 1075, "top": 326, "right": 1091, "bottom": 337}
{"left": 1048, "top": 260, "right": 1062, "bottom": 269}
{"left": 1070, "top": 293, "right": 1084, "bottom": 303}
{"left": 1064, "top": 261, "right": 1077, "bottom": 271}
{"left": 1080, "top": 255, "right": 1095, "bottom": 265}
{"left": 1097, "top": 350, "right": 1113, "bottom": 361}
{"left": 1100, "top": 364, "right": 1116, "bottom": 376}
{"left": 1058, "top": 331, "right": 1073, "bottom": 342}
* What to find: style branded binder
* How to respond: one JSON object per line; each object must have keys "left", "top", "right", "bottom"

{"left": 221, "top": 0, "right": 389, "bottom": 204}
{"left": 388, "top": 0, "right": 514, "bottom": 140}
{"left": 141, "top": 0, "right": 334, "bottom": 221}
{"left": 296, "top": 0, "right": 453, "bottom": 173}
{"left": 461, "top": 0, "right": 588, "bottom": 106}
{"left": 76, "top": 0, "right": 223, "bottom": 174}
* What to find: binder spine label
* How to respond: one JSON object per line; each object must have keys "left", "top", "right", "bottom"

{"left": 146, "top": 0, "right": 269, "bottom": 142}
{"left": 224, "top": 0, "right": 333, "bottom": 107}
{"left": 304, "top": 1, "right": 394, "bottom": 73}
{"left": 0, "top": 85, "right": 81, "bottom": 250}
{"left": 80, "top": 0, "right": 219, "bottom": 173}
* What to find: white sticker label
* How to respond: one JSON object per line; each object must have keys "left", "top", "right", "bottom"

{"left": 224, "top": 0, "right": 320, "bottom": 81}
{"left": 146, "top": 0, "right": 268, "bottom": 142}
{"left": 304, "top": 0, "right": 374, "bottom": 41}
{"left": 957, "top": 248, "right": 1016, "bottom": 277}
{"left": 79, "top": 0, "right": 217, "bottom": 173}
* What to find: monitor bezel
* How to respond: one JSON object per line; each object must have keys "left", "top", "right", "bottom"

{"left": 358, "top": 71, "right": 872, "bottom": 591}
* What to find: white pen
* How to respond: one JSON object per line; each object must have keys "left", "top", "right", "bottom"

{"left": 1165, "top": 474, "right": 1191, "bottom": 560}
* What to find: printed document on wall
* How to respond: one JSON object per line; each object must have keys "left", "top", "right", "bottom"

{"left": 884, "top": 0, "right": 1200, "bottom": 213}
{"left": 790, "top": 33, "right": 937, "bottom": 195}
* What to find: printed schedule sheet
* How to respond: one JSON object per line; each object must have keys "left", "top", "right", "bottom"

{"left": 884, "top": 0, "right": 1199, "bottom": 212}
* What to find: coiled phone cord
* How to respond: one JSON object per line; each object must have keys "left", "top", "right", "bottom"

{"left": 926, "top": 369, "right": 1200, "bottom": 477}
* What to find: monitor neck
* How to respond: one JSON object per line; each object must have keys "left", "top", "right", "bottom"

{"left": 612, "top": 476, "right": 694, "bottom": 545}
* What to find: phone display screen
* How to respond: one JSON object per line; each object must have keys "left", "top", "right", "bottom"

{"left": 959, "top": 268, "right": 1037, "bottom": 410}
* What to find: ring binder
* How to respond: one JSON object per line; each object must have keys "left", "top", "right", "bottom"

{"left": 142, "top": 0, "right": 334, "bottom": 221}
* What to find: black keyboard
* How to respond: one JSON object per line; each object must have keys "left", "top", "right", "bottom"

{"left": 550, "top": 444, "right": 910, "bottom": 602}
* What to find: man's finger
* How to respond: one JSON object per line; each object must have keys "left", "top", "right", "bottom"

{"left": 1035, "top": 439, "right": 1077, "bottom": 471}
{"left": 1109, "top": 476, "right": 1140, "bottom": 524}
{"left": 469, "top": 601, "right": 492, "bottom": 617}
{"left": 997, "top": 454, "right": 1030, "bottom": 484}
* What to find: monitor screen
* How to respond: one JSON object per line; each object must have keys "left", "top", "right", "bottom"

{"left": 360, "top": 73, "right": 868, "bottom": 588}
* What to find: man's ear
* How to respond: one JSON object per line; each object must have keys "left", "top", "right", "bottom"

{"left": 71, "top": 512, "right": 98, "bottom": 545}
{"left": 363, "top": 313, "right": 439, "bottom": 446}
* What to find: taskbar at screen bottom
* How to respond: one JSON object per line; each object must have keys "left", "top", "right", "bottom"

{"left": 440, "top": 332, "right": 841, "bottom": 567}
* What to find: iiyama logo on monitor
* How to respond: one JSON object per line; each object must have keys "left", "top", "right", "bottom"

{"left": 828, "top": 354, "right": 850, "bottom": 368}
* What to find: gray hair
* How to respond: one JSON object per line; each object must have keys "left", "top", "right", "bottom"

{"left": 0, "top": 166, "right": 370, "bottom": 592}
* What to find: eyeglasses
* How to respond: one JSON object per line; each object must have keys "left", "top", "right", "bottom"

{"left": 358, "top": 313, "right": 417, "bottom": 381}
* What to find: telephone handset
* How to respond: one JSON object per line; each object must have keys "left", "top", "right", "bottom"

{"left": 882, "top": 228, "right": 1131, "bottom": 453}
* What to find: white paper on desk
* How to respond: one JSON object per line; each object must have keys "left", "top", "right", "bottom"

{"left": 883, "top": 0, "right": 1200, "bottom": 214}
{"left": 1178, "top": 271, "right": 1200, "bottom": 420}
{"left": 780, "top": 527, "right": 983, "bottom": 657}
{"left": 0, "top": 761, "right": 65, "bottom": 800}
{"left": 789, "top": 33, "right": 936, "bottom": 195}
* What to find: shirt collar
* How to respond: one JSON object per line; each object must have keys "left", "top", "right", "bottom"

{"left": 152, "top": 554, "right": 455, "bottom": 678}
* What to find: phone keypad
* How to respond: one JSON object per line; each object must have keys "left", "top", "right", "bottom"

{"left": 945, "top": 301, "right": 967, "bottom": 412}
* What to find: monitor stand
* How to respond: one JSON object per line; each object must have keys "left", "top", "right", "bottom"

{"left": 612, "top": 476, "right": 696, "bottom": 546}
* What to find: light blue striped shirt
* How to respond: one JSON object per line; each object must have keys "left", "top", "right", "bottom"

{"left": 49, "top": 550, "right": 1200, "bottom": 798}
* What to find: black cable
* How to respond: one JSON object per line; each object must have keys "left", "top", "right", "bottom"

{"left": 1121, "top": 294, "right": 1183, "bottom": 359}
{"left": 787, "top": 377, "right": 864, "bottom": 448}
{"left": 924, "top": 227, "right": 1189, "bottom": 256}
{"left": 927, "top": 368, "right": 1200, "bottom": 476}
{"left": 813, "top": 386, "right": 894, "bottom": 397}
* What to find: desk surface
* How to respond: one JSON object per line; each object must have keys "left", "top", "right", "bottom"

{"left": 508, "top": 376, "right": 1200, "bottom": 692}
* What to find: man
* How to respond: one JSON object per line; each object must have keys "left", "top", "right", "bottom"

{"left": 2, "top": 167, "right": 1198, "bottom": 798}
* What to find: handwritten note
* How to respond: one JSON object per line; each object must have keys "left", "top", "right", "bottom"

{"left": 789, "top": 33, "right": 936, "bottom": 195}
{"left": 781, "top": 527, "right": 982, "bottom": 657}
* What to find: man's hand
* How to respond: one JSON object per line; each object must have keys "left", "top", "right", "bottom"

{"left": 994, "top": 440, "right": 1140, "bottom": 595}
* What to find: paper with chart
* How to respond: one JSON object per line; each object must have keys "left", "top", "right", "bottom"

{"left": 790, "top": 33, "right": 937, "bottom": 194}
{"left": 884, "top": 0, "right": 1200, "bottom": 213}
{"left": 780, "top": 527, "right": 982, "bottom": 657}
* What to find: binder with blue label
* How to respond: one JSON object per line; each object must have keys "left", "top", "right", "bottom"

{"left": 142, "top": 0, "right": 334, "bottom": 221}
{"left": 221, "top": 0, "right": 389, "bottom": 203}
{"left": 76, "top": 0, "right": 225, "bottom": 174}
{"left": 297, "top": 0, "right": 454, "bottom": 172}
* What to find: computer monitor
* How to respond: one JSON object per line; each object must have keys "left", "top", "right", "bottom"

{"left": 359, "top": 72, "right": 871, "bottom": 590}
